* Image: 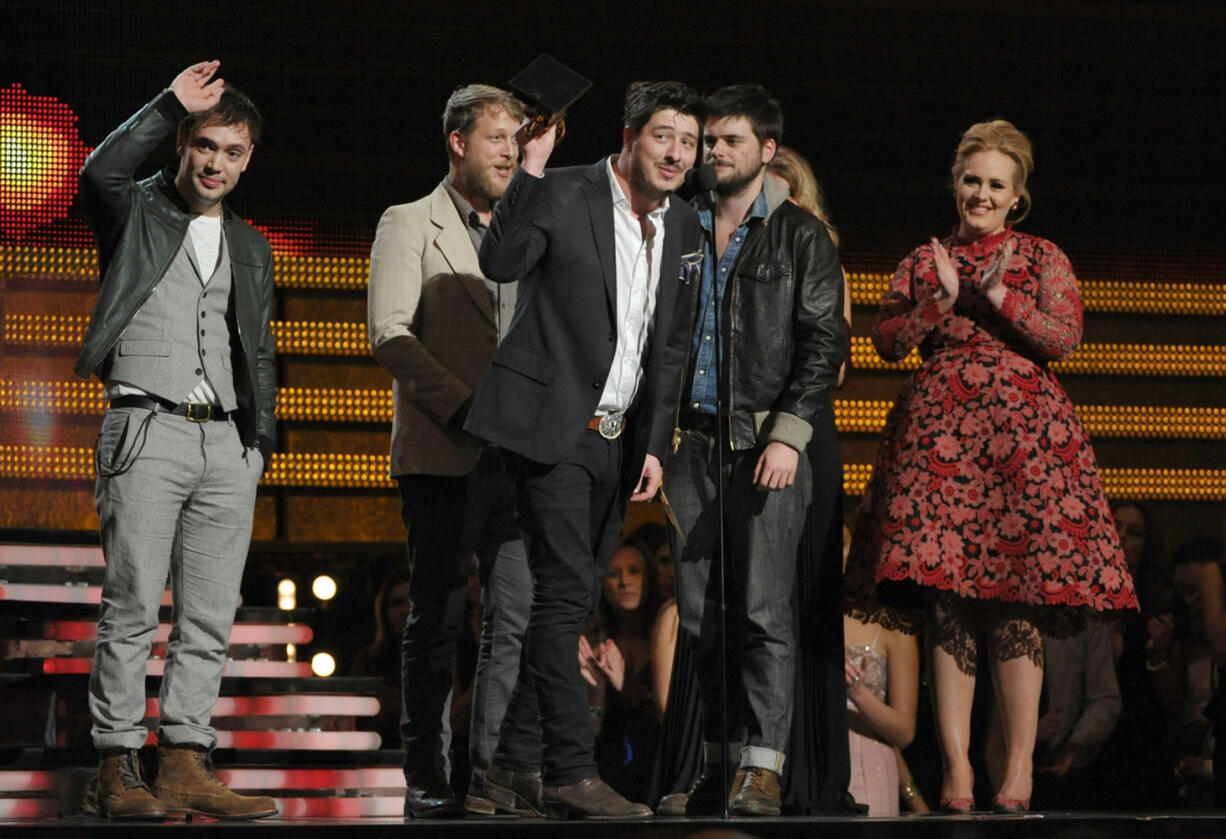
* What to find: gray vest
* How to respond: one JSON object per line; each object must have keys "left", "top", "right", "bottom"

{"left": 104, "top": 232, "right": 237, "bottom": 410}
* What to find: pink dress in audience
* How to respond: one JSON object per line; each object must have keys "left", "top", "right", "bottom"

{"left": 846, "top": 629, "right": 898, "bottom": 815}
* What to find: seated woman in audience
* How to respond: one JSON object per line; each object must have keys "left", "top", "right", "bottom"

{"left": 581, "top": 541, "right": 663, "bottom": 801}
{"left": 1098, "top": 501, "right": 1184, "bottom": 809}
{"left": 1168, "top": 538, "right": 1224, "bottom": 804}
{"left": 350, "top": 564, "right": 412, "bottom": 749}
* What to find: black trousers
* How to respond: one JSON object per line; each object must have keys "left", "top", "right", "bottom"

{"left": 495, "top": 429, "right": 628, "bottom": 785}
{"left": 397, "top": 449, "right": 520, "bottom": 781}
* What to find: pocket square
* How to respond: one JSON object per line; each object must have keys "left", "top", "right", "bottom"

{"left": 678, "top": 250, "right": 703, "bottom": 284}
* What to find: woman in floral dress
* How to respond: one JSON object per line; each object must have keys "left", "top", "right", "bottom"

{"left": 845, "top": 120, "right": 1136, "bottom": 813}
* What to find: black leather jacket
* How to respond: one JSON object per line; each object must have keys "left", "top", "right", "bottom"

{"left": 74, "top": 91, "right": 277, "bottom": 462}
{"left": 677, "top": 178, "right": 847, "bottom": 453}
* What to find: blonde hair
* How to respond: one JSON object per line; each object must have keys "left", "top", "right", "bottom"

{"left": 951, "top": 119, "right": 1034, "bottom": 223}
{"left": 767, "top": 146, "right": 839, "bottom": 247}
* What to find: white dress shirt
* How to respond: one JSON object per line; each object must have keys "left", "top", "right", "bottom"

{"left": 597, "top": 156, "right": 668, "bottom": 415}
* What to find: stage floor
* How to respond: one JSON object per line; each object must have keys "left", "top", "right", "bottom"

{"left": 3, "top": 811, "right": 1226, "bottom": 838}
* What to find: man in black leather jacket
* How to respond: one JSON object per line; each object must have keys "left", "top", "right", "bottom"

{"left": 75, "top": 61, "right": 276, "bottom": 821}
{"left": 662, "top": 84, "right": 846, "bottom": 817}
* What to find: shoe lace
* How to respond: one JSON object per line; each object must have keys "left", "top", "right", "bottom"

{"left": 118, "top": 752, "right": 152, "bottom": 791}
{"left": 191, "top": 749, "right": 229, "bottom": 788}
{"left": 746, "top": 768, "right": 773, "bottom": 793}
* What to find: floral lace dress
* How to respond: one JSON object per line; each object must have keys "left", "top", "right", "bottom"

{"left": 845, "top": 629, "right": 897, "bottom": 815}
{"left": 846, "top": 229, "right": 1136, "bottom": 614}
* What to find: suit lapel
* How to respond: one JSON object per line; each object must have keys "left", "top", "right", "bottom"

{"left": 583, "top": 160, "right": 617, "bottom": 318}
{"left": 429, "top": 184, "right": 496, "bottom": 327}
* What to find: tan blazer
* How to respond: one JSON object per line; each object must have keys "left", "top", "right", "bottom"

{"left": 368, "top": 181, "right": 502, "bottom": 476}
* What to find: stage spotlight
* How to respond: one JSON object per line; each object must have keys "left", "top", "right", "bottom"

{"left": 277, "top": 578, "right": 296, "bottom": 611}
{"left": 312, "top": 574, "right": 337, "bottom": 602}
{"left": 311, "top": 652, "right": 336, "bottom": 678}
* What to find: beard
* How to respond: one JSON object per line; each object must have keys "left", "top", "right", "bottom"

{"left": 714, "top": 162, "right": 765, "bottom": 198}
{"left": 461, "top": 156, "right": 516, "bottom": 203}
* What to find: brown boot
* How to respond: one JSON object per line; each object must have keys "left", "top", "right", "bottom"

{"left": 95, "top": 749, "right": 167, "bottom": 820}
{"left": 728, "top": 766, "right": 782, "bottom": 817}
{"left": 155, "top": 743, "right": 277, "bottom": 819}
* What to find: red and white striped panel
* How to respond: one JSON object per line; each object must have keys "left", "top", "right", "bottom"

{"left": 216, "top": 766, "right": 404, "bottom": 790}
{"left": 146, "top": 695, "right": 380, "bottom": 717}
{"left": 43, "top": 659, "right": 312, "bottom": 677}
{"left": 272, "top": 795, "right": 405, "bottom": 818}
{"left": 213, "top": 730, "right": 383, "bottom": 750}
{"left": 0, "top": 770, "right": 56, "bottom": 792}
{"left": 0, "top": 583, "right": 171, "bottom": 605}
{"left": 42, "top": 620, "right": 313, "bottom": 644}
{"left": 0, "top": 544, "right": 104, "bottom": 567}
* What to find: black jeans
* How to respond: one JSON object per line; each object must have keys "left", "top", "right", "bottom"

{"left": 494, "top": 430, "right": 628, "bottom": 786}
{"left": 397, "top": 448, "right": 522, "bottom": 782}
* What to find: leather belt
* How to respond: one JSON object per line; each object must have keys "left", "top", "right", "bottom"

{"left": 110, "top": 395, "right": 229, "bottom": 422}
{"left": 588, "top": 412, "right": 627, "bottom": 440}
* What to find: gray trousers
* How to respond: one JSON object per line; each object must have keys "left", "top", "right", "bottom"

{"left": 89, "top": 406, "right": 261, "bottom": 750}
{"left": 397, "top": 448, "right": 527, "bottom": 783}
{"left": 665, "top": 427, "right": 811, "bottom": 768}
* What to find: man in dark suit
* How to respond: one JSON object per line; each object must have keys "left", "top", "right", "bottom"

{"left": 367, "top": 84, "right": 529, "bottom": 818}
{"left": 464, "top": 81, "right": 705, "bottom": 819}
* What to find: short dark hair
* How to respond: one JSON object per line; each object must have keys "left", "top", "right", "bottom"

{"left": 705, "top": 84, "right": 783, "bottom": 146}
{"left": 442, "top": 84, "right": 525, "bottom": 139}
{"left": 179, "top": 85, "right": 263, "bottom": 146}
{"left": 623, "top": 81, "right": 706, "bottom": 135}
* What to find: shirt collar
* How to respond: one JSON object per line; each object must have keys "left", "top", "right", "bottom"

{"left": 698, "top": 185, "right": 769, "bottom": 233}
{"left": 442, "top": 179, "right": 486, "bottom": 231}
{"left": 606, "top": 156, "right": 670, "bottom": 219}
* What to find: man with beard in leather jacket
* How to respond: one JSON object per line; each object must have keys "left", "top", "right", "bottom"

{"left": 663, "top": 83, "right": 847, "bottom": 817}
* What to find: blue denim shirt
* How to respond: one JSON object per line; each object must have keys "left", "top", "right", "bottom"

{"left": 688, "top": 188, "right": 770, "bottom": 415}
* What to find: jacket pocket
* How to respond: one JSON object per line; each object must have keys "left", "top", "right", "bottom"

{"left": 492, "top": 344, "right": 555, "bottom": 385}
{"left": 117, "top": 339, "right": 171, "bottom": 356}
{"left": 738, "top": 260, "right": 791, "bottom": 284}
{"left": 485, "top": 345, "right": 555, "bottom": 437}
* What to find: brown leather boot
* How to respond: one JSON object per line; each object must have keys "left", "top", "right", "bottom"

{"left": 155, "top": 743, "right": 277, "bottom": 819}
{"left": 728, "top": 766, "right": 782, "bottom": 817}
{"left": 95, "top": 748, "right": 167, "bottom": 820}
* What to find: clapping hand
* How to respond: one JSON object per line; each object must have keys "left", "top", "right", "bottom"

{"left": 930, "top": 238, "right": 959, "bottom": 313}
{"left": 170, "top": 61, "right": 224, "bottom": 113}
{"left": 578, "top": 635, "right": 626, "bottom": 692}
{"left": 978, "top": 238, "right": 1015, "bottom": 309}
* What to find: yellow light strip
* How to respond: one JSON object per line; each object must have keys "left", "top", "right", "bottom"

{"left": 7, "top": 315, "right": 1226, "bottom": 375}
{"left": 849, "top": 337, "right": 1226, "bottom": 378}
{"left": 3, "top": 246, "right": 1220, "bottom": 314}
{"left": 4, "top": 444, "right": 1224, "bottom": 500}
{"left": 5, "top": 381, "right": 1224, "bottom": 440}
{"left": 0, "top": 246, "right": 370, "bottom": 291}
{"left": 846, "top": 271, "right": 1226, "bottom": 316}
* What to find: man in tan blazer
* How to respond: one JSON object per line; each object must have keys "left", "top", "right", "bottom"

{"left": 367, "top": 84, "right": 527, "bottom": 818}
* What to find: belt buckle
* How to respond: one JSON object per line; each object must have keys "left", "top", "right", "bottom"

{"left": 185, "top": 402, "right": 212, "bottom": 422}
{"left": 597, "top": 411, "right": 624, "bottom": 440}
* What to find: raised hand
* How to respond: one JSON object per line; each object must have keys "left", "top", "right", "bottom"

{"left": 979, "top": 238, "right": 1015, "bottom": 309}
{"left": 170, "top": 61, "right": 224, "bottom": 113}
{"left": 930, "top": 237, "right": 959, "bottom": 313}
{"left": 517, "top": 116, "right": 557, "bottom": 177}
{"left": 596, "top": 639, "right": 626, "bottom": 692}
{"left": 578, "top": 634, "right": 604, "bottom": 688}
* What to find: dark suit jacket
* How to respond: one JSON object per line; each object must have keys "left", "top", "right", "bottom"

{"left": 465, "top": 158, "right": 700, "bottom": 471}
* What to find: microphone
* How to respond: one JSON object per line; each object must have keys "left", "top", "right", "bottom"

{"left": 677, "top": 163, "right": 716, "bottom": 200}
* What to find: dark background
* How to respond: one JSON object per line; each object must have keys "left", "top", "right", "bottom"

{"left": 7, "top": 0, "right": 1225, "bottom": 259}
